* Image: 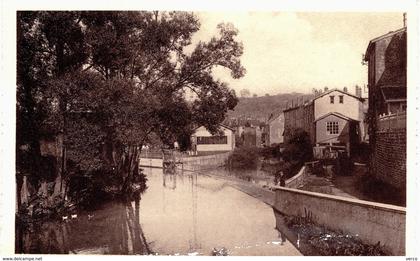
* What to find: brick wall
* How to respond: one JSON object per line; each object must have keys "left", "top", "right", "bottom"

{"left": 372, "top": 129, "right": 406, "bottom": 190}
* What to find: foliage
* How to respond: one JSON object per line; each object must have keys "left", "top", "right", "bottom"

{"left": 16, "top": 11, "right": 245, "bottom": 211}
{"left": 284, "top": 215, "right": 390, "bottom": 255}
{"left": 282, "top": 128, "right": 313, "bottom": 163}
{"left": 226, "top": 147, "right": 259, "bottom": 170}
{"left": 351, "top": 142, "right": 370, "bottom": 163}
{"left": 259, "top": 143, "right": 282, "bottom": 159}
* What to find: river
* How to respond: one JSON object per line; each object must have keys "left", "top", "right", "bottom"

{"left": 16, "top": 167, "right": 301, "bottom": 256}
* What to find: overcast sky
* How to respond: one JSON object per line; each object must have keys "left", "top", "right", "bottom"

{"left": 190, "top": 12, "right": 404, "bottom": 96}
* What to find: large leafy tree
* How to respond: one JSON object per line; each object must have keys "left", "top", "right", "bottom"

{"left": 17, "top": 11, "right": 245, "bottom": 203}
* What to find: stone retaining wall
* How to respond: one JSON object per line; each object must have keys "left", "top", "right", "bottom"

{"left": 181, "top": 152, "right": 231, "bottom": 171}
{"left": 274, "top": 186, "right": 406, "bottom": 255}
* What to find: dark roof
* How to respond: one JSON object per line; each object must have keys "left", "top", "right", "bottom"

{"left": 283, "top": 100, "right": 313, "bottom": 113}
{"left": 220, "top": 124, "right": 236, "bottom": 131}
{"left": 312, "top": 88, "right": 364, "bottom": 102}
{"left": 364, "top": 27, "right": 406, "bottom": 61}
{"left": 193, "top": 124, "right": 235, "bottom": 132}
{"left": 381, "top": 87, "right": 407, "bottom": 101}
{"left": 314, "top": 112, "right": 359, "bottom": 123}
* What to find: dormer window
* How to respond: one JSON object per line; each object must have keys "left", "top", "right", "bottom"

{"left": 330, "top": 96, "right": 334, "bottom": 104}
{"left": 339, "top": 95, "right": 344, "bottom": 103}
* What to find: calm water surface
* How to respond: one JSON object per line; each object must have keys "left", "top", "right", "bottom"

{"left": 16, "top": 167, "right": 301, "bottom": 256}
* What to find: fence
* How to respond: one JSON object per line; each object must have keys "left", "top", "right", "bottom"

{"left": 139, "top": 148, "right": 164, "bottom": 159}
{"left": 377, "top": 111, "right": 406, "bottom": 131}
{"left": 181, "top": 152, "right": 231, "bottom": 171}
{"left": 139, "top": 149, "right": 231, "bottom": 170}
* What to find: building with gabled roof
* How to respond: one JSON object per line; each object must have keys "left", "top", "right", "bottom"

{"left": 266, "top": 111, "right": 285, "bottom": 145}
{"left": 190, "top": 124, "right": 235, "bottom": 154}
{"left": 363, "top": 26, "right": 407, "bottom": 193}
{"left": 364, "top": 27, "right": 406, "bottom": 117}
{"left": 314, "top": 112, "right": 360, "bottom": 156}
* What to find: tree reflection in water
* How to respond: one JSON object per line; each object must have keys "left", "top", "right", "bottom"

{"left": 16, "top": 195, "right": 151, "bottom": 255}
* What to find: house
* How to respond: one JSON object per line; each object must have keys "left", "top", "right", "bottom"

{"left": 242, "top": 126, "right": 263, "bottom": 147}
{"left": 363, "top": 27, "right": 407, "bottom": 193}
{"left": 364, "top": 27, "right": 407, "bottom": 118}
{"left": 283, "top": 86, "right": 367, "bottom": 157}
{"left": 283, "top": 100, "right": 315, "bottom": 144}
{"left": 314, "top": 112, "right": 360, "bottom": 156}
{"left": 190, "top": 124, "right": 235, "bottom": 154}
{"left": 266, "top": 112, "right": 284, "bottom": 145}
{"left": 313, "top": 88, "right": 367, "bottom": 144}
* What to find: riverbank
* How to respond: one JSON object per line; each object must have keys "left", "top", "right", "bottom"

{"left": 193, "top": 167, "right": 394, "bottom": 256}
{"left": 191, "top": 168, "right": 276, "bottom": 206}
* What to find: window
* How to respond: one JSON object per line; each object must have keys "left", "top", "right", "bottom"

{"left": 339, "top": 95, "right": 344, "bottom": 104}
{"left": 197, "top": 136, "right": 228, "bottom": 145}
{"left": 326, "top": 122, "right": 339, "bottom": 134}
{"left": 330, "top": 96, "right": 334, "bottom": 104}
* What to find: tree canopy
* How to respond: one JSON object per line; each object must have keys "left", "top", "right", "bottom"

{"left": 16, "top": 11, "right": 245, "bottom": 198}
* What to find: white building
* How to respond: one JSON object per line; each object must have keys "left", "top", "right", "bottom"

{"left": 267, "top": 112, "right": 284, "bottom": 145}
{"left": 313, "top": 88, "right": 367, "bottom": 141}
{"left": 191, "top": 125, "right": 235, "bottom": 154}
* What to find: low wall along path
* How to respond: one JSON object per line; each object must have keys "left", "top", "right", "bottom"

{"left": 273, "top": 186, "right": 406, "bottom": 255}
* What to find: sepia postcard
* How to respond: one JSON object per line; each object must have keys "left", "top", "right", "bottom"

{"left": 1, "top": 0, "right": 419, "bottom": 259}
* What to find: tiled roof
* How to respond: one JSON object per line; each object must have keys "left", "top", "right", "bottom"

{"left": 381, "top": 87, "right": 407, "bottom": 101}
{"left": 364, "top": 27, "right": 406, "bottom": 60}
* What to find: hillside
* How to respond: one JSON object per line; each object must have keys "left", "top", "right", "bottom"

{"left": 227, "top": 92, "right": 314, "bottom": 122}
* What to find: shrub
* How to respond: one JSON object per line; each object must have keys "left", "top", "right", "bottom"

{"left": 351, "top": 142, "right": 370, "bottom": 163}
{"left": 226, "top": 147, "right": 259, "bottom": 170}
{"left": 259, "top": 143, "right": 282, "bottom": 159}
{"left": 282, "top": 129, "right": 313, "bottom": 163}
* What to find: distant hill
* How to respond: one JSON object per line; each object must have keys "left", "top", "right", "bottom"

{"left": 227, "top": 92, "right": 314, "bottom": 122}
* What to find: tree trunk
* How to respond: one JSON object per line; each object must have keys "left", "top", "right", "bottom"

{"left": 16, "top": 172, "right": 23, "bottom": 211}
{"left": 21, "top": 176, "right": 30, "bottom": 206}
{"left": 120, "top": 145, "right": 140, "bottom": 195}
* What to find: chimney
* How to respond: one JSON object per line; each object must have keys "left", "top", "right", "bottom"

{"left": 343, "top": 86, "right": 348, "bottom": 93}
{"left": 403, "top": 13, "right": 407, "bottom": 28}
{"left": 324, "top": 86, "right": 328, "bottom": 92}
{"left": 355, "top": 85, "right": 362, "bottom": 97}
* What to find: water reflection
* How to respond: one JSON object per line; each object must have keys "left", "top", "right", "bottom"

{"left": 16, "top": 198, "right": 150, "bottom": 255}
{"left": 140, "top": 167, "right": 301, "bottom": 255}
{"left": 16, "top": 167, "right": 301, "bottom": 256}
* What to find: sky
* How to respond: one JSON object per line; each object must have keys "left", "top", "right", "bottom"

{"left": 190, "top": 12, "right": 404, "bottom": 96}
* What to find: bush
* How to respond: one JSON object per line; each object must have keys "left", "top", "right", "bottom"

{"left": 259, "top": 143, "right": 282, "bottom": 159}
{"left": 351, "top": 142, "right": 370, "bottom": 163}
{"left": 275, "top": 160, "right": 302, "bottom": 180}
{"left": 226, "top": 147, "right": 259, "bottom": 170}
{"left": 272, "top": 129, "right": 313, "bottom": 180}
{"left": 67, "top": 166, "right": 147, "bottom": 210}
{"left": 282, "top": 129, "right": 313, "bottom": 163}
